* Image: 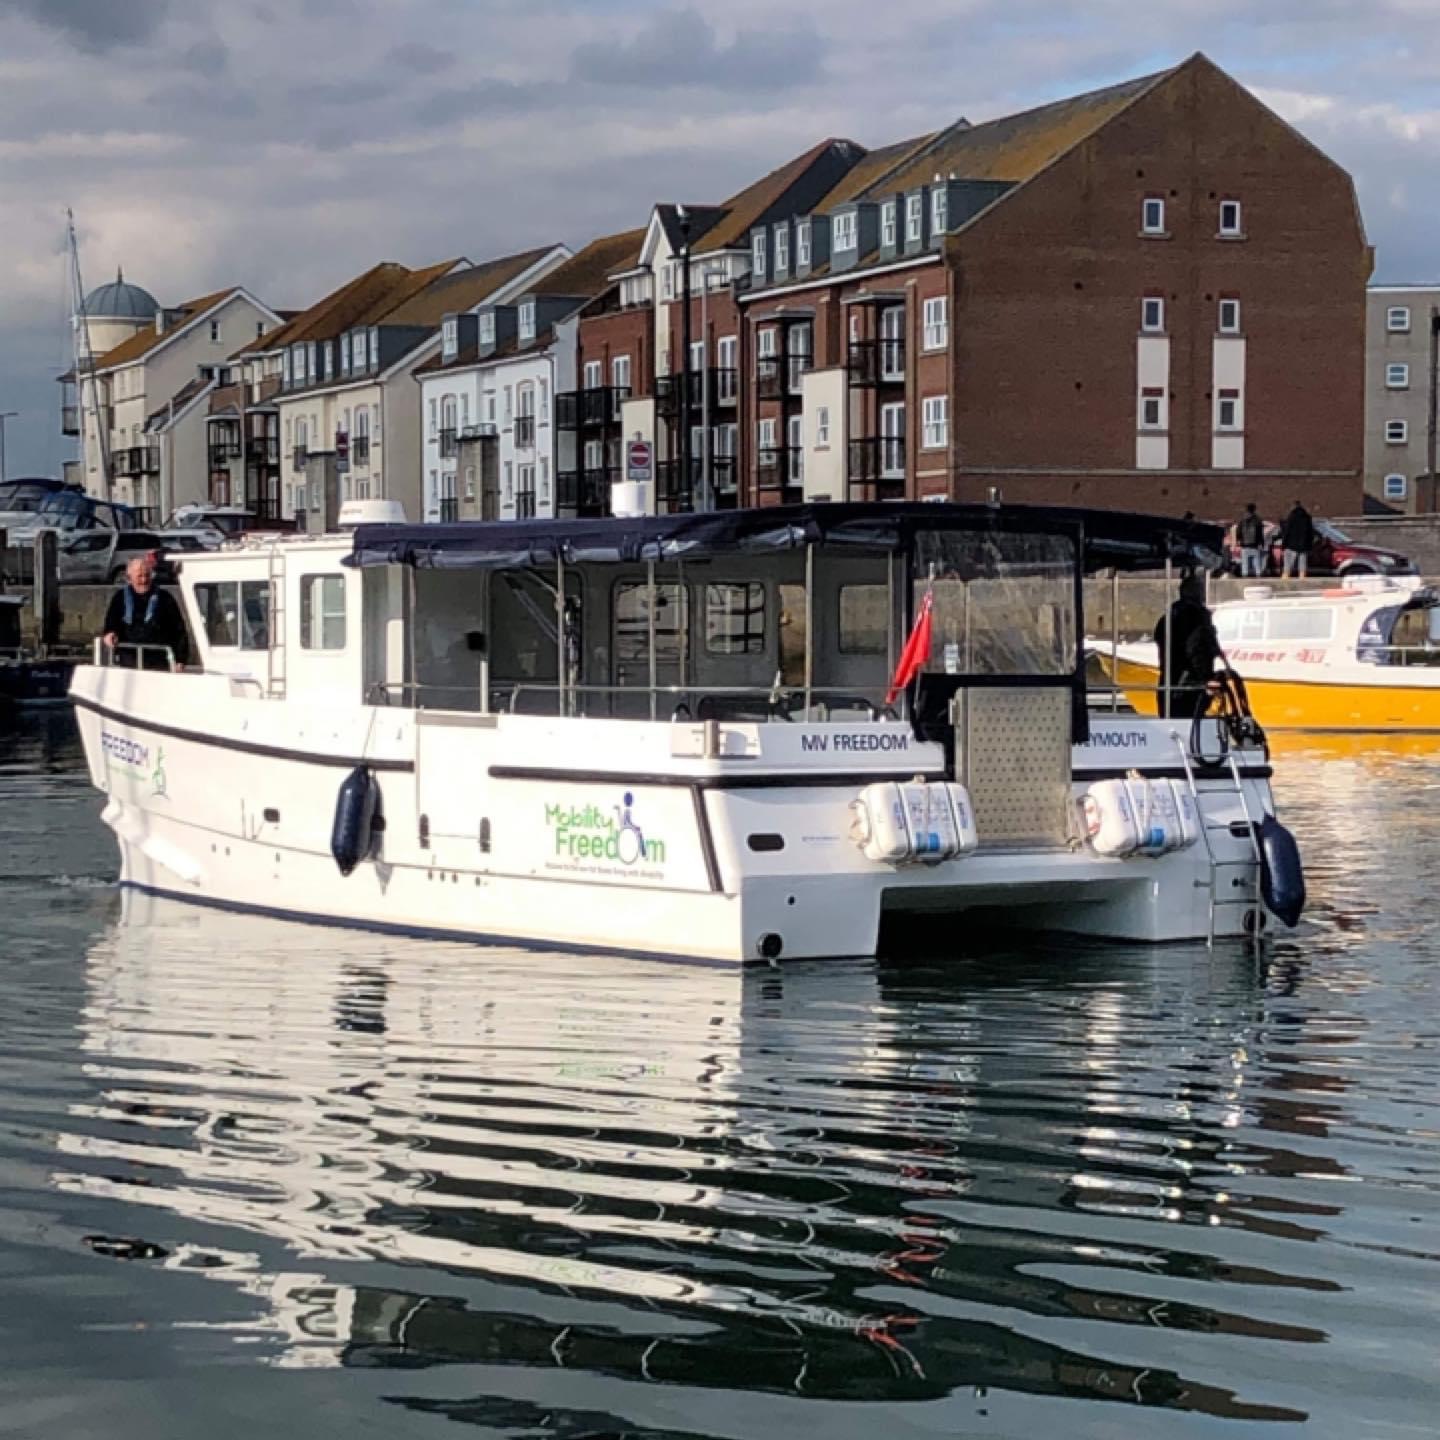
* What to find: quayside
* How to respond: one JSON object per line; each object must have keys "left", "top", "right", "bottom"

{"left": 71, "top": 502, "right": 1300, "bottom": 963}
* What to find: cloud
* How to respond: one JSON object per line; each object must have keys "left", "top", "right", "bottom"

{"left": 389, "top": 40, "right": 456, "bottom": 76}
{"left": 570, "top": 9, "right": 825, "bottom": 91}
{"left": 0, "top": 0, "right": 171, "bottom": 51}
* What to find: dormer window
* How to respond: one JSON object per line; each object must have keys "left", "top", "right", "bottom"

{"left": 752, "top": 232, "right": 767, "bottom": 281}
{"left": 519, "top": 302, "right": 535, "bottom": 341}
{"left": 906, "top": 194, "right": 923, "bottom": 243}
{"left": 479, "top": 311, "right": 495, "bottom": 345}
{"left": 442, "top": 317, "right": 458, "bottom": 359}
{"left": 881, "top": 202, "right": 896, "bottom": 248}
{"left": 340, "top": 334, "right": 351, "bottom": 375}
{"left": 796, "top": 221, "right": 811, "bottom": 268}
{"left": 368, "top": 328, "right": 379, "bottom": 370}
{"left": 833, "top": 212, "right": 857, "bottom": 252}
{"left": 774, "top": 225, "right": 789, "bottom": 273}
{"left": 931, "top": 187, "right": 948, "bottom": 236}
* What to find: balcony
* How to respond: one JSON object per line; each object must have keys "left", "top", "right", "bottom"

{"left": 847, "top": 437, "right": 907, "bottom": 500}
{"left": 710, "top": 456, "right": 738, "bottom": 507}
{"left": 655, "top": 371, "right": 737, "bottom": 417}
{"left": 61, "top": 405, "right": 81, "bottom": 437}
{"left": 113, "top": 445, "right": 161, "bottom": 478}
{"left": 558, "top": 466, "right": 612, "bottom": 516}
{"left": 656, "top": 458, "right": 700, "bottom": 513}
{"left": 208, "top": 435, "right": 242, "bottom": 469}
{"left": 514, "top": 414, "right": 536, "bottom": 449}
{"left": 246, "top": 434, "right": 280, "bottom": 466}
{"left": 439, "top": 427, "right": 458, "bottom": 459}
{"left": 756, "top": 352, "right": 812, "bottom": 401}
{"left": 556, "top": 386, "right": 629, "bottom": 429}
{"left": 755, "top": 446, "right": 803, "bottom": 503}
{"left": 847, "top": 339, "right": 906, "bottom": 387}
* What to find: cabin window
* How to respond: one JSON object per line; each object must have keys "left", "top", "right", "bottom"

{"left": 1264, "top": 607, "right": 1336, "bottom": 642}
{"left": 301, "top": 574, "right": 347, "bottom": 650}
{"left": 613, "top": 581, "right": 688, "bottom": 664}
{"left": 705, "top": 582, "right": 766, "bottom": 655}
{"left": 1215, "top": 608, "right": 1265, "bottom": 644}
{"left": 838, "top": 584, "right": 889, "bottom": 654}
{"left": 194, "top": 580, "right": 270, "bottom": 650}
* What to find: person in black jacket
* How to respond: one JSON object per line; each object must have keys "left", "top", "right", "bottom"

{"left": 1236, "top": 502, "right": 1267, "bottom": 576}
{"left": 1280, "top": 500, "right": 1316, "bottom": 578}
{"left": 101, "top": 556, "right": 191, "bottom": 671}
{"left": 1154, "top": 571, "right": 1222, "bottom": 719}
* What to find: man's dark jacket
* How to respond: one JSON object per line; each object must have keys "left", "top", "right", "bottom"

{"left": 102, "top": 585, "right": 191, "bottom": 670}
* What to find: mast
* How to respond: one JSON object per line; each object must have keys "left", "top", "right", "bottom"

{"left": 67, "top": 210, "right": 111, "bottom": 500}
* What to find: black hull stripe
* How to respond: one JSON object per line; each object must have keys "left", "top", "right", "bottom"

{"left": 1075, "top": 764, "right": 1273, "bottom": 781}
{"left": 488, "top": 764, "right": 945, "bottom": 790}
{"left": 72, "top": 695, "right": 415, "bottom": 773}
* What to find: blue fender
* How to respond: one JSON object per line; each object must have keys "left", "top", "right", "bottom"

{"left": 1254, "top": 814, "right": 1305, "bottom": 928}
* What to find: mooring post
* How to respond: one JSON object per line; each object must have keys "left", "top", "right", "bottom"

{"left": 34, "top": 530, "right": 59, "bottom": 654}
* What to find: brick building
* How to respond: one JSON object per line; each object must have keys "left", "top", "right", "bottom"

{"left": 581, "top": 53, "right": 1370, "bottom": 524}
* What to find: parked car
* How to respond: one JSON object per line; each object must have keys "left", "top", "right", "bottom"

{"left": 58, "top": 530, "right": 203, "bottom": 585}
{"left": 1223, "top": 518, "right": 1414, "bottom": 577}
{"left": 161, "top": 505, "right": 294, "bottom": 545}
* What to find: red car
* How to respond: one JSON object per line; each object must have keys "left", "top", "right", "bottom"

{"left": 1224, "top": 518, "right": 1413, "bottom": 578}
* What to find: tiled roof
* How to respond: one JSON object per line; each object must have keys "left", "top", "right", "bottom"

{"left": 234, "top": 262, "right": 417, "bottom": 354}
{"left": 655, "top": 203, "right": 728, "bottom": 252}
{"left": 412, "top": 325, "right": 559, "bottom": 378}
{"left": 699, "top": 138, "right": 863, "bottom": 251}
{"left": 818, "top": 133, "right": 939, "bottom": 207}
{"left": 95, "top": 287, "right": 243, "bottom": 369}
{"left": 378, "top": 247, "right": 557, "bottom": 327}
{"left": 146, "top": 373, "right": 214, "bottom": 429}
{"left": 529, "top": 229, "right": 645, "bottom": 298}
{"left": 869, "top": 71, "right": 1167, "bottom": 196}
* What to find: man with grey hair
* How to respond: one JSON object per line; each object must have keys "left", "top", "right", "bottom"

{"left": 101, "top": 554, "right": 190, "bottom": 671}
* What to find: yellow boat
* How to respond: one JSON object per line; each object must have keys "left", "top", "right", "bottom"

{"left": 1096, "top": 578, "right": 1440, "bottom": 732}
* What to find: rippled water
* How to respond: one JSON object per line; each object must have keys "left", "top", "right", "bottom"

{"left": 2, "top": 713, "right": 1439, "bottom": 1438}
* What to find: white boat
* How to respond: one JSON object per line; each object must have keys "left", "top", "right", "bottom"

{"left": 71, "top": 502, "right": 1300, "bottom": 962}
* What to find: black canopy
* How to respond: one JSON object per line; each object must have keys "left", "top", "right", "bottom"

{"left": 346, "top": 502, "right": 1224, "bottom": 575}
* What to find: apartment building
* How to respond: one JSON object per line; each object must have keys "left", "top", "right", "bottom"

{"left": 736, "top": 54, "right": 1370, "bottom": 519}
{"left": 62, "top": 280, "right": 281, "bottom": 516}
{"left": 577, "top": 142, "right": 865, "bottom": 513}
{"left": 416, "top": 231, "right": 642, "bottom": 522}
{"left": 1364, "top": 285, "right": 1438, "bottom": 512}
{"left": 204, "top": 330, "right": 292, "bottom": 520}
{"left": 268, "top": 247, "right": 566, "bottom": 525}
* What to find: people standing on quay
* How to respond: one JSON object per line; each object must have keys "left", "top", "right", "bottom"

{"left": 1154, "top": 570, "right": 1222, "bottom": 719}
{"left": 101, "top": 555, "right": 190, "bottom": 672}
{"left": 1280, "top": 500, "right": 1315, "bottom": 578}
{"left": 1237, "top": 502, "right": 1267, "bottom": 576}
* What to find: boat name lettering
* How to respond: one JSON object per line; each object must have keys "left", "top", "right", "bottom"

{"left": 800, "top": 732, "right": 910, "bottom": 753}
{"left": 1084, "top": 731, "right": 1149, "bottom": 749}
{"left": 100, "top": 729, "right": 150, "bottom": 770}
{"left": 544, "top": 791, "right": 667, "bottom": 868}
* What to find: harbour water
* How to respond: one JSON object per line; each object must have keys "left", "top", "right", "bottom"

{"left": 1, "top": 713, "right": 1438, "bottom": 1438}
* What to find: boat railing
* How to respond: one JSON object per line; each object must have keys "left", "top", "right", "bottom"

{"left": 368, "top": 679, "right": 897, "bottom": 723}
{"left": 1364, "top": 645, "right": 1440, "bottom": 668}
{"left": 92, "top": 639, "right": 180, "bottom": 671}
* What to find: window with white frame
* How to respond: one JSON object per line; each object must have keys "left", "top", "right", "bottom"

{"left": 1142, "top": 296, "right": 1165, "bottom": 333}
{"left": 368, "top": 328, "right": 379, "bottom": 368}
{"left": 1387, "top": 362, "right": 1410, "bottom": 389}
{"left": 881, "top": 202, "right": 896, "bottom": 248}
{"left": 539, "top": 378, "right": 549, "bottom": 420}
{"left": 518, "top": 302, "right": 535, "bottom": 341}
{"left": 921, "top": 395, "right": 948, "bottom": 449}
{"left": 1142, "top": 196, "right": 1166, "bottom": 234}
{"left": 442, "top": 317, "right": 458, "bottom": 358}
{"left": 612, "top": 354, "right": 631, "bottom": 392}
{"left": 428, "top": 398, "right": 438, "bottom": 440}
{"left": 1216, "top": 388, "right": 1243, "bottom": 431}
{"left": 283, "top": 350, "right": 292, "bottom": 385}
{"left": 815, "top": 406, "right": 830, "bottom": 447}
{"left": 796, "top": 221, "right": 811, "bottom": 268}
{"left": 1388, "top": 306, "right": 1411, "bottom": 333}
{"left": 923, "top": 297, "right": 948, "bottom": 350}
{"left": 339, "top": 334, "right": 351, "bottom": 375}
{"left": 583, "top": 360, "right": 602, "bottom": 390}
{"left": 1386, "top": 419, "right": 1408, "bottom": 443}
{"left": 690, "top": 339, "right": 705, "bottom": 372}
{"left": 906, "top": 193, "right": 923, "bottom": 243}
{"left": 774, "top": 225, "right": 789, "bottom": 273}
{"left": 1139, "top": 386, "right": 1166, "bottom": 430}
{"left": 752, "top": 233, "right": 767, "bottom": 281}
{"left": 1219, "top": 199, "right": 1243, "bottom": 237}
{"left": 931, "top": 187, "right": 948, "bottom": 235}
{"left": 479, "top": 311, "right": 495, "bottom": 345}
{"left": 717, "top": 336, "right": 736, "bottom": 401}
{"left": 833, "top": 212, "right": 857, "bottom": 251}
{"left": 503, "top": 461, "right": 513, "bottom": 501}
{"left": 1218, "top": 298, "right": 1241, "bottom": 334}
{"left": 209, "top": 319, "right": 222, "bottom": 344}
{"left": 758, "top": 417, "right": 776, "bottom": 450}
{"left": 464, "top": 465, "right": 476, "bottom": 501}
{"left": 787, "top": 414, "right": 803, "bottom": 480}
{"left": 662, "top": 264, "right": 675, "bottom": 300}
{"left": 758, "top": 327, "right": 777, "bottom": 358}
{"left": 1384, "top": 473, "right": 1408, "bottom": 500}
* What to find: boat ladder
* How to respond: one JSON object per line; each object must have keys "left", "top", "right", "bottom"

{"left": 1171, "top": 731, "right": 1266, "bottom": 949}
{"left": 266, "top": 547, "right": 286, "bottom": 699}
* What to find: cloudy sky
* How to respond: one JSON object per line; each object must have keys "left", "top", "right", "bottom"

{"left": 2, "top": 0, "right": 1438, "bottom": 476}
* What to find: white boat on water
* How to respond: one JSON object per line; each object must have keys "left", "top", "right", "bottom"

{"left": 71, "top": 501, "right": 1300, "bottom": 963}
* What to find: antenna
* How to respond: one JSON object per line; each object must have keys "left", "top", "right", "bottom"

{"left": 67, "top": 209, "right": 111, "bottom": 500}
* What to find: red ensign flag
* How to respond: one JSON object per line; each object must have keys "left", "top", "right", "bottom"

{"left": 885, "top": 589, "right": 934, "bottom": 705}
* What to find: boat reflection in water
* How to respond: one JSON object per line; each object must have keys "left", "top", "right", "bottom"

{"left": 53, "top": 893, "right": 1352, "bottom": 1428}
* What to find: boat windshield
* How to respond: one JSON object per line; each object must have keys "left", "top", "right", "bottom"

{"left": 0, "top": 482, "right": 66, "bottom": 514}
